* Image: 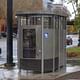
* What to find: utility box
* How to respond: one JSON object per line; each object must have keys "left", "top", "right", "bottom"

{"left": 17, "top": 10, "right": 67, "bottom": 73}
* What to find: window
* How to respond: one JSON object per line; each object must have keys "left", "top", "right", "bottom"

{"left": 21, "top": 16, "right": 27, "bottom": 26}
{"left": 44, "top": 17, "right": 53, "bottom": 28}
{"left": 30, "top": 17, "right": 42, "bottom": 25}
{"left": 55, "top": 16, "right": 59, "bottom": 29}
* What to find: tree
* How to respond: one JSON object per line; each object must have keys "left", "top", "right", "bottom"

{"left": 67, "top": 0, "right": 80, "bottom": 46}
{"left": 74, "top": 4, "right": 80, "bottom": 46}
{"left": 74, "top": 3, "right": 80, "bottom": 30}
{"left": 67, "top": 0, "right": 79, "bottom": 30}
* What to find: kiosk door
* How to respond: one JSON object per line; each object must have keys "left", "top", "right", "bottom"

{"left": 23, "top": 29, "right": 36, "bottom": 58}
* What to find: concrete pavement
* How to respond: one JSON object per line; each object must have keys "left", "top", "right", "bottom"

{"left": 0, "top": 64, "right": 80, "bottom": 80}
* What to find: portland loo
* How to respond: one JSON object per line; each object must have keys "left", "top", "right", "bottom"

{"left": 17, "top": 10, "right": 67, "bottom": 73}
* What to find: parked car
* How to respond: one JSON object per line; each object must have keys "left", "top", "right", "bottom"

{"left": 66, "top": 36, "right": 73, "bottom": 45}
{"left": 1, "top": 32, "right": 6, "bottom": 37}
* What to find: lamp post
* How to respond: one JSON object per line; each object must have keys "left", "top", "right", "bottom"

{"left": 5, "top": 0, "right": 15, "bottom": 67}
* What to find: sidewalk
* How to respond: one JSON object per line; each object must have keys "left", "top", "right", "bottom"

{"left": 0, "top": 63, "right": 80, "bottom": 80}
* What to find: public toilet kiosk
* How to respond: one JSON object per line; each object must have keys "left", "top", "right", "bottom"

{"left": 17, "top": 10, "right": 67, "bottom": 73}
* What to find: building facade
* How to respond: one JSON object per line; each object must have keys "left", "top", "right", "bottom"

{"left": 0, "top": 0, "right": 43, "bottom": 18}
{"left": 0, "top": 0, "right": 43, "bottom": 33}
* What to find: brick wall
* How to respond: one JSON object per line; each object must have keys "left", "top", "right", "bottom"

{"left": 0, "top": 0, "right": 43, "bottom": 18}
